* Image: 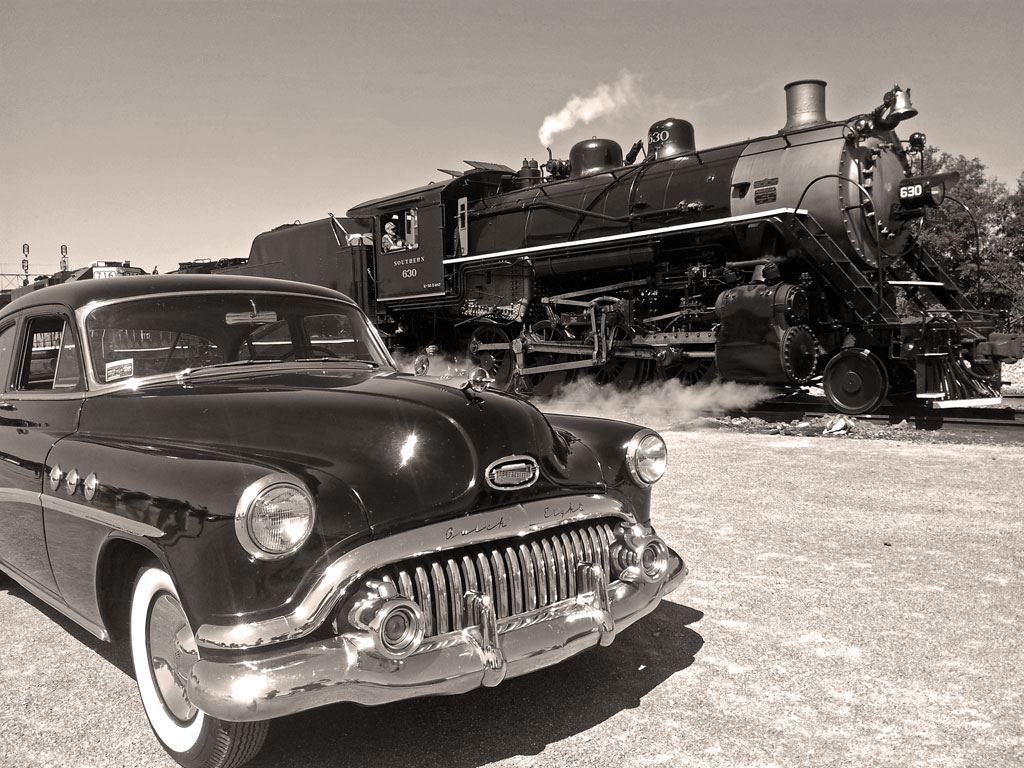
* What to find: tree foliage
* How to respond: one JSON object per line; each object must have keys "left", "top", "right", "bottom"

{"left": 913, "top": 147, "right": 1024, "bottom": 327}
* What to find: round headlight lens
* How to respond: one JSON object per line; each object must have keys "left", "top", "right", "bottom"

{"left": 236, "top": 477, "right": 315, "bottom": 559}
{"left": 627, "top": 430, "right": 668, "bottom": 485}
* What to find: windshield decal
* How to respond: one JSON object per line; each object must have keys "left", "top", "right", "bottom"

{"left": 105, "top": 358, "right": 134, "bottom": 382}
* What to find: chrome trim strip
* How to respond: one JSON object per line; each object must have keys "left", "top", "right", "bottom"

{"left": 42, "top": 494, "right": 164, "bottom": 539}
{"left": 0, "top": 487, "right": 45, "bottom": 505}
{"left": 442, "top": 207, "right": 809, "bottom": 265}
{"left": 0, "top": 561, "right": 110, "bottom": 642}
{"left": 195, "top": 494, "right": 630, "bottom": 649}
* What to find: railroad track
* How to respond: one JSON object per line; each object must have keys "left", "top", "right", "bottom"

{"left": 731, "top": 395, "right": 1024, "bottom": 435}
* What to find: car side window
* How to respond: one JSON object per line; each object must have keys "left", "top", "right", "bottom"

{"left": 0, "top": 324, "right": 16, "bottom": 391}
{"left": 17, "top": 316, "right": 84, "bottom": 392}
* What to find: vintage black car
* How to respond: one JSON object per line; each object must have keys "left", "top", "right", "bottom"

{"left": 0, "top": 275, "right": 685, "bottom": 768}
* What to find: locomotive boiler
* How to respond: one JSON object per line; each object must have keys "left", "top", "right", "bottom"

{"left": 237, "top": 79, "right": 1022, "bottom": 413}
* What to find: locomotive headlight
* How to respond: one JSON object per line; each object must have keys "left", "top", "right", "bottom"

{"left": 897, "top": 171, "right": 960, "bottom": 211}
{"left": 235, "top": 474, "right": 316, "bottom": 559}
{"left": 626, "top": 429, "right": 668, "bottom": 485}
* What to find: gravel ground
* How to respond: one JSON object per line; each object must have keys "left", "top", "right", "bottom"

{"left": 1, "top": 429, "right": 1022, "bottom": 768}
{"left": 1003, "top": 359, "right": 1024, "bottom": 395}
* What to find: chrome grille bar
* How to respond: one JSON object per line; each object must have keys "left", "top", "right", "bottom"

{"left": 376, "top": 519, "right": 617, "bottom": 637}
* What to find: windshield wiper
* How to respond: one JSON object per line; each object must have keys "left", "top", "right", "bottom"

{"left": 176, "top": 357, "right": 380, "bottom": 381}
{"left": 175, "top": 359, "right": 270, "bottom": 381}
{"left": 290, "top": 358, "right": 380, "bottom": 367}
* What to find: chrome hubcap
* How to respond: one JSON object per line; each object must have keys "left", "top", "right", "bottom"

{"left": 148, "top": 593, "right": 199, "bottom": 722}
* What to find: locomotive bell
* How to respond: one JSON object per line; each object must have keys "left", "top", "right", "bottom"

{"left": 782, "top": 79, "right": 828, "bottom": 132}
{"left": 888, "top": 86, "right": 918, "bottom": 124}
{"left": 568, "top": 138, "right": 624, "bottom": 178}
{"left": 647, "top": 118, "right": 696, "bottom": 160}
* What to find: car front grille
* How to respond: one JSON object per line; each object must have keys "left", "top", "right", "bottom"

{"left": 368, "top": 517, "right": 619, "bottom": 637}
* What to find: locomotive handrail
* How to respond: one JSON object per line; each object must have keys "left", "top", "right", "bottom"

{"left": 443, "top": 208, "right": 810, "bottom": 266}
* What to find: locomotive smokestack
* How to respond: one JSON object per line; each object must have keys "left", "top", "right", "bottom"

{"left": 782, "top": 79, "right": 828, "bottom": 132}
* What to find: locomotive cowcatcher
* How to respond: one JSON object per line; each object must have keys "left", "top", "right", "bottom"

{"left": 232, "top": 79, "right": 1022, "bottom": 414}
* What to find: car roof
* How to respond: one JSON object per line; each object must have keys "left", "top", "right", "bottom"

{"left": 0, "top": 274, "right": 354, "bottom": 317}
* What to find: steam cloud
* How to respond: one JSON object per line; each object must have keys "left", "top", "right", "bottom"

{"left": 536, "top": 378, "right": 772, "bottom": 431}
{"left": 538, "top": 70, "right": 640, "bottom": 147}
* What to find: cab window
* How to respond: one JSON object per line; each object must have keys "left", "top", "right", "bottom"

{"left": 379, "top": 209, "right": 419, "bottom": 252}
{"left": 17, "top": 316, "right": 83, "bottom": 392}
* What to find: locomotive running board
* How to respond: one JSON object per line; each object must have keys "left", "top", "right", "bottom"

{"left": 443, "top": 208, "right": 809, "bottom": 265}
{"left": 928, "top": 397, "right": 1003, "bottom": 409}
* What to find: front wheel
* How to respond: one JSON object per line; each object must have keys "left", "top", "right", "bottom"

{"left": 130, "top": 566, "right": 268, "bottom": 768}
{"left": 822, "top": 348, "right": 889, "bottom": 415}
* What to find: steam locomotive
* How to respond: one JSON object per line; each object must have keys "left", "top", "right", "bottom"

{"left": 215, "top": 79, "right": 1021, "bottom": 414}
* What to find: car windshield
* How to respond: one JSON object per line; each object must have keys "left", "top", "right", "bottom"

{"left": 83, "top": 292, "right": 393, "bottom": 385}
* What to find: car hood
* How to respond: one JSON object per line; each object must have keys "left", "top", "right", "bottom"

{"left": 79, "top": 368, "right": 606, "bottom": 536}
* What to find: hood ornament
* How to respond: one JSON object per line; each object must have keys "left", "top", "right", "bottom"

{"left": 462, "top": 367, "right": 495, "bottom": 394}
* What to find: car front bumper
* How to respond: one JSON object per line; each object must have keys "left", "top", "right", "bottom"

{"left": 187, "top": 549, "right": 686, "bottom": 722}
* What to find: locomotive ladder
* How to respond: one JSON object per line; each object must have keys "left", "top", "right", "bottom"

{"left": 773, "top": 213, "right": 900, "bottom": 327}
{"left": 895, "top": 245, "right": 972, "bottom": 312}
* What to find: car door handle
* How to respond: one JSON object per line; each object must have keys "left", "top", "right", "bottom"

{"left": 0, "top": 401, "right": 16, "bottom": 411}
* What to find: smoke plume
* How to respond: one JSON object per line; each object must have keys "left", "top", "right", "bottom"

{"left": 535, "top": 378, "right": 772, "bottom": 431}
{"left": 538, "top": 70, "right": 640, "bottom": 147}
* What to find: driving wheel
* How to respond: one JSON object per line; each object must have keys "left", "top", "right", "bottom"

{"left": 517, "top": 320, "right": 576, "bottom": 397}
{"left": 581, "top": 326, "right": 649, "bottom": 389}
{"left": 657, "top": 356, "right": 717, "bottom": 386}
{"left": 822, "top": 348, "right": 889, "bottom": 414}
{"left": 469, "top": 326, "right": 514, "bottom": 390}
{"left": 130, "top": 566, "right": 268, "bottom": 768}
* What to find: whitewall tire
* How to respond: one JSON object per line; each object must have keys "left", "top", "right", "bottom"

{"left": 129, "top": 566, "right": 268, "bottom": 768}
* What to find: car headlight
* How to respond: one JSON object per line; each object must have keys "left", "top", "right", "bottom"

{"left": 235, "top": 473, "right": 316, "bottom": 560}
{"left": 626, "top": 429, "right": 667, "bottom": 485}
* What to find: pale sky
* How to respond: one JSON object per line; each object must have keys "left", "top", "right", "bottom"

{"left": 3, "top": 0, "right": 1023, "bottom": 277}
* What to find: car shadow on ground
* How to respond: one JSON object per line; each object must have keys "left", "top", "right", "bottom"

{"left": 0, "top": 576, "right": 133, "bottom": 675}
{"left": 254, "top": 601, "right": 703, "bottom": 768}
